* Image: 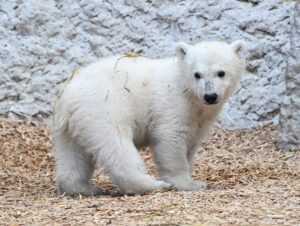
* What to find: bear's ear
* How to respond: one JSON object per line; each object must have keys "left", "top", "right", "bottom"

{"left": 175, "top": 42, "right": 190, "bottom": 59}
{"left": 231, "top": 40, "right": 247, "bottom": 59}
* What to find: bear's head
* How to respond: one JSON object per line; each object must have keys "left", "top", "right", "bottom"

{"left": 175, "top": 40, "right": 247, "bottom": 106}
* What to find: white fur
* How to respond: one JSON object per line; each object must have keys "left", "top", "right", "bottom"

{"left": 53, "top": 40, "right": 247, "bottom": 195}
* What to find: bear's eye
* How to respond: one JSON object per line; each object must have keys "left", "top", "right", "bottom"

{"left": 217, "top": 71, "right": 225, "bottom": 78}
{"left": 194, "top": 72, "right": 201, "bottom": 79}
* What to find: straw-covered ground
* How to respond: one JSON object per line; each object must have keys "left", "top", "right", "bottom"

{"left": 0, "top": 117, "right": 299, "bottom": 225}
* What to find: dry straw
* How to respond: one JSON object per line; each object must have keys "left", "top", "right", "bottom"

{"left": 0, "top": 117, "right": 299, "bottom": 225}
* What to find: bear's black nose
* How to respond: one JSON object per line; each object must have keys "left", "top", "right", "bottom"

{"left": 204, "top": 93, "right": 218, "bottom": 104}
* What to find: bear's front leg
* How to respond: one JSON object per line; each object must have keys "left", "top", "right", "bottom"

{"left": 150, "top": 135, "right": 207, "bottom": 191}
{"left": 187, "top": 146, "right": 199, "bottom": 175}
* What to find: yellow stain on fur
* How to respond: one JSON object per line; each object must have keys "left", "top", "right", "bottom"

{"left": 123, "top": 51, "right": 141, "bottom": 58}
{"left": 52, "top": 66, "right": 81, "bottom": 121}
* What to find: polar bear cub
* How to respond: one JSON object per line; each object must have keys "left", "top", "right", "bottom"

{"left": 53, "top": 40, "right": 247, "bottom": 195}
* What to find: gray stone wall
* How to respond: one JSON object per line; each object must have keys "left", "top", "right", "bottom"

{"left": 278, "top": 2, "right": 300, "bottom": 149}
{"left": 0, "top": 0, "right": 296, "bottom": 127}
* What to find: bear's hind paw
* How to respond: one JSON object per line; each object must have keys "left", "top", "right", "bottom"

{"left": 58, "top": 185, "right": 103, "bottom": 197}
{"left": 156, "top": 180, "right": 172, "bottom": 190}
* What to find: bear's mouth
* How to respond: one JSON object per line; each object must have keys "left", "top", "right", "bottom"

{"left": 203, "top": 101, "right": 219, "bottom": 105}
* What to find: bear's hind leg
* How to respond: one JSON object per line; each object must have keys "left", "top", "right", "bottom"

{"left": 95, "top": 135, "right": 170, "bottom": 194}
{"left": 54, "top": 133, "right": 102, "bottom": 196}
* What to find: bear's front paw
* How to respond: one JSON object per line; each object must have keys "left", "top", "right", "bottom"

{"left": 165, "top": 177, "right": 207, "bottom": 191}
{"left": 189, "top": 180, "right": 207, "bottom": 190}
{"left": 115, "top": 176, "right": 172, "bottom": 195}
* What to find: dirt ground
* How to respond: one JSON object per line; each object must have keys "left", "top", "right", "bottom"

{"left": 0, "top": 117, "right": 299, "bottom": 225}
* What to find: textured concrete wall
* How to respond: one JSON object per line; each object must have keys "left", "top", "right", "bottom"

{"left": 0, "top": 0, "right": 296, "bottom": 127}
{"left": 278, "top": 2, "right": 300, "bottom": 149}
